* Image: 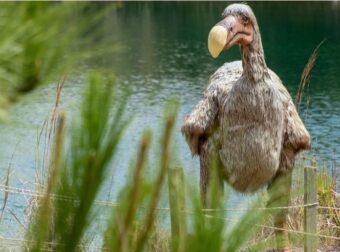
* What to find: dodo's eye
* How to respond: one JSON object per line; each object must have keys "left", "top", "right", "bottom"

{"left": 241, "top": 16, "right": 249, "bottom": 25}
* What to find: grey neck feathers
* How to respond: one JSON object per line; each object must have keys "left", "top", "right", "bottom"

{"left": 241, "top": 25, "right": 269, "bottom": 83}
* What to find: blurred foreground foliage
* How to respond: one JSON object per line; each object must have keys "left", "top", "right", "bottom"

{"left": 0, "top": 2, "right": 118, "bottom": 120}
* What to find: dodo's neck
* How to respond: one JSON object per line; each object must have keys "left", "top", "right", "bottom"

{"left": 240, "top": 27, "right": 269, "bottom": 83}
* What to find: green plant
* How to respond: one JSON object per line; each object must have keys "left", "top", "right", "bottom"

{"left": 0, "top": 2, "right": 118, "bottom": 103}
{"left": 26, "top": 72, "right": 130, "bottom": 251}
{"left": 103, "top": 102, "right": 178, "bottom": 252}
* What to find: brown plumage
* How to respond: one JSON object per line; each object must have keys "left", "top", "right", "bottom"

{"left": 181, "top": 4, "right": 310, "bottom": 251}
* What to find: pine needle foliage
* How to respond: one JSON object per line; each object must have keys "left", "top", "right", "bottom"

{"left": 26, "top": 72, "right": 130, "bottom": 251}
{"left": 0, "top": 2, "right": 118, "bottom": 100}
{"left": 102, "top": 103, "right": 178, "bottom": 252}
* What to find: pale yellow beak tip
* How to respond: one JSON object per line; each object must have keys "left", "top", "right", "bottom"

{"left": 208, "top": 25, "right": 228, "bottom": 59}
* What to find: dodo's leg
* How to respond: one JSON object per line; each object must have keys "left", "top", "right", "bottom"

{"left": 267, "top": 169, "right": 293, "bottom": 252}
{"left": 199, "top": 141, "right": 210, "bottom": 206}
{"left": 199, "top": 136, "right": 224, "bottom": 207}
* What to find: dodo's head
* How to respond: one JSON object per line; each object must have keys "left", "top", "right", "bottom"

{"left": 208, "top": 4, "right": 259, "bottom": 58}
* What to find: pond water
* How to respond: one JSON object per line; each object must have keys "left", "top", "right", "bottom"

{"left": 1, "top": 2, "right": 340, "bottom": 238}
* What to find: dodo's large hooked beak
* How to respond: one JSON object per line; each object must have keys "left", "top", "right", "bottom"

{"left": 208, "top": 15, "right": 253, "bottom": 59}
{"left": 208, "top": 26, "right": 228, "bottom": 59}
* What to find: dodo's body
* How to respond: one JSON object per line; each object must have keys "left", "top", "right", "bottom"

{"left": 219, "top": 62, "right": 284, "bottom": 192}
{"left": 181, "top": 4, "right": 310, "bottom": 251}
{"left": 183, "top": 60, "right": 310, "bottom": 193}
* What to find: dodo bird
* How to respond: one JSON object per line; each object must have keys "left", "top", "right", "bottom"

{"left": 181, "top": 3, "right": 310, "bottom": 251}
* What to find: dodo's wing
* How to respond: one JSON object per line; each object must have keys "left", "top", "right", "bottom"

{"left": 285, "top": 98, "right": 311, "bottom": 153}
{"left": 270, "top": 70, "right": 311, "bottom": 154}
{"left": 181, "top": 61, "right": 242, "bottom": 155}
